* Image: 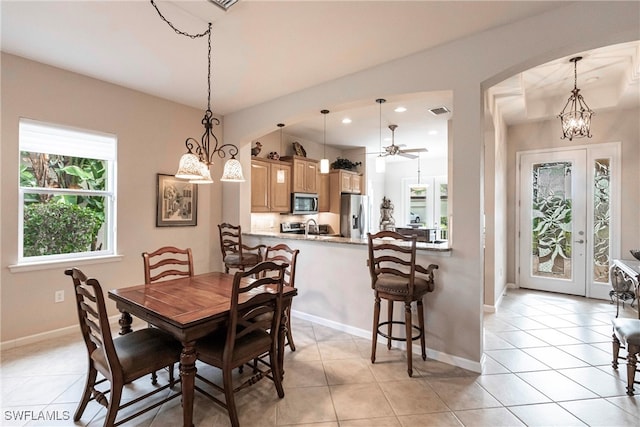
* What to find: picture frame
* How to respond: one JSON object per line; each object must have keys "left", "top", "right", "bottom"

{"left": 156, "top": 174, "right": 198, "bottom": 227}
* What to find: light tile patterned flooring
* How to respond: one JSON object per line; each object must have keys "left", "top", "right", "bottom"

{"left": 1, "top": 288, "right": 639, "bottom": 426}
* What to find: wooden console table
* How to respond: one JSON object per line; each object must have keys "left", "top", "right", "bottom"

{"left": 610, "top": 259, "right": 640, "bottom": 318}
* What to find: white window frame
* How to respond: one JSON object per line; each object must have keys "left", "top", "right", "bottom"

{"left": 17, "top": 118, "right": 118, "bottom": 265}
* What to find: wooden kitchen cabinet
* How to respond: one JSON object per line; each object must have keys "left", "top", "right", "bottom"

{"left": 251, "top": 158, "right": 291, "bottom": 213}
{"left": 318, "top": 173, "right": 330, "bottom": 212}
{"left": 282, "top": 156, "right": 318, "bottom": 194}
{"left": 329, "top": 169, "right": 362, "bottom": 213}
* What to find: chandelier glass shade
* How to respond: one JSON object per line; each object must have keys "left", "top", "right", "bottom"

{"left": 558, "top": 56, "right": 593, "bottom": 141}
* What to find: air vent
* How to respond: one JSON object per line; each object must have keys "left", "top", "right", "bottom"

{"left": 208, "top": 0, "right": 239, "bottom": 11}
{"left": 429, "top": 106, "right": 451, "bottom": 116}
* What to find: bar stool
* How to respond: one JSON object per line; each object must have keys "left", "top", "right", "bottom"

{"left": 366, "top": 231, "right": 438, "bottom": 377}
{"left": 218, "top": 223, "right": 265, "bottom": 273}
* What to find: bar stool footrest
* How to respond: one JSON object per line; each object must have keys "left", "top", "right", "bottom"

{"left": 377, "top": 320, "right": 422, "bottom": 342}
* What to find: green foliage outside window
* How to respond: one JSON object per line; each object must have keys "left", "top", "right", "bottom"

{"left": 20, "top": 152, "right": 107, "bottom": 256}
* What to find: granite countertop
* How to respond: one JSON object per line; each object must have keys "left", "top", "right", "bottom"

{"left": 245, "top": 230, "right": 452, "bottom": 252}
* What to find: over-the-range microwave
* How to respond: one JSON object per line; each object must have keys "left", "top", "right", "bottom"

{"left": 291, "top": 192, "right": 318, "bottom": 215}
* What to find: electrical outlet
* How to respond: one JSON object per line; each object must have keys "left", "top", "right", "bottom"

{"left": 54, "top": 290, "right": 64, "bottom": 303}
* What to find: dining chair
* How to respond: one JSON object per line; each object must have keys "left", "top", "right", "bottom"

{"left": 142, "top": 245, "right": 194, "bottom": 284}
{"left": 611, "top": 317, "right": 640, "bottom": 395}
{"left": 218, "top": 223, "right": 265, "bottom": 273}
{"left": 263, "top": 243, "right": 299, "bottom": 350}
{"left": 64, "top": 268, "right": 182, "bottom": 427}
{"left": 194, "top": 261, "right": 288, "bottom": 427}
{"left": 367, "top": 231, "right": 438, "bottom": 377}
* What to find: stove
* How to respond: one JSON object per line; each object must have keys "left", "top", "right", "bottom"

{"left": 280, "top": 222, "right": 330, "bottom": 235}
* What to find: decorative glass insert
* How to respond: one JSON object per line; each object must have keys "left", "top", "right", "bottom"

{"left": 531, "top": 162, "right": 573, "bottom": 279}
{"left": 592, "top": 158, "right": 611, "bottom": 283}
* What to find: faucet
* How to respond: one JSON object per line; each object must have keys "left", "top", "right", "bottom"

{"left": 305, "top": 218, "right": 318, "bottom": 238}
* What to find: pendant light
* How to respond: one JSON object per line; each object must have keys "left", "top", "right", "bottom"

{"left": 320, "top": 110, "right": 330, "bottom": 174}
{"left": 375, "top": 98, "right": 386, "bottom": 173}
{"left": 276, "top": 123, "right": 286, "bottom": 183}
{"left": 152, "top": 0, "right": 244, "bottom": 184}
{"left": 558, "top": 56, "right": 594, "bottom": 141}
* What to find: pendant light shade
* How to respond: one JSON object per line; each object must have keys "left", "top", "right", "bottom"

{"left": 176, "top": 152, "right": 204, "bottom": 180}
{"left": 558, "top": 56, "right": 594, "bottom": 141}
{"left": 375, "top": 98, "right": 386, "bottom": 173}
{"left": 190, "top": 161, "right": 214, "bottom": 184}
{"left": 220, "top": 157, "right": 245, "bottom": 182}
{"left": 320, "top": 109, "right": 330, "bottom": 174}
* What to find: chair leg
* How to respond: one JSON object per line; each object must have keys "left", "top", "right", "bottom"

{"left": 387, "top": 300, "right": 394, "bottom": 350}
{"left": 104, "top": 384, "right": 122, "bottom": 427}
{"left": 612, "top": 333, "right": 621, "bottom": 369}
{"left": 405, "top": 301, "right": 413, "bottom": 377}
{"left": 223, "top": 368, "right": 240, "bottom": 427}
{"left": 74, "top": 365, "right": 97, "bottom": 422}
{"left": 417, "top": 299, "right": 426, "bottom": 361}
{"left": 371, "top": 295, "right": 381, "bottom": 364}
{"left": 151, "top": 370, "right": 158, "bottom": 385}
{"left": 286, "top": 313, "right": 296, "bottom": 351}
{"left": 271, "top": 347, "right": 285, "bottom": 398}
{"left": 626, "top": 344, "right": 639, "bottom": 396}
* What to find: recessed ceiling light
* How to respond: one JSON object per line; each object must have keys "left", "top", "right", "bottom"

{"left": 394, "top": 106, "right": 407, "bottom": 113}
{"left": 428, "top": 130, "right": 438, "bottom": 135}
{"left": 342, "top": 118, "right": 352, "bottom": 124}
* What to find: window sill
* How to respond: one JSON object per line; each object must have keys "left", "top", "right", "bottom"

{"left": 8, "top": 254, "right": 124, "bottom": 273}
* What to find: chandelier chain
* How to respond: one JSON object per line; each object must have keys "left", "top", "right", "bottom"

{"left": 150, "top": 0, "right": 210, "bottom": 39}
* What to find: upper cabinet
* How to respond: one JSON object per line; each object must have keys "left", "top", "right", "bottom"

{"left": 251, "top": 158, "right": 291, "bottom": 213}
{"left": 318, "top": 173, "right": 330, "bottom": 212}
{"left": 329, "top": 169, "right": 362, "bottom": 213}
{"left": 282, "top": 156, "right": 318, "bottom": 194}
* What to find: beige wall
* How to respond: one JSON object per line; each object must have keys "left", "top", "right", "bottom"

{"left": 505, "top": 107, "right": 640, "bottom": 285}
{"left": 1, "top": 54, "right": 224, "bottom": 343}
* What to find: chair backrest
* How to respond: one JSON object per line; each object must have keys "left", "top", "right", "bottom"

{"left": 65, "top": 268, "right": 120, "bottom": 380}
{"left": 264, "top": 244, "right": 299, "bottom": 288}
{"left": 218, "top": 223, "right": 245, "bottom": 258}
{"left": 367, "top": 230, "right": 418, "bottom": 293}
{"left": 142, "top": 246, "right": 194, "bottom": 284}
{"left": 224, "top": 261, "right": 288, "bottom": 363}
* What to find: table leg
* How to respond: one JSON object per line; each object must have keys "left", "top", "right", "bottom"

{"left": 180, "top": 341, "right": 197, "bottom": 427}
{"left": 117, "top": 310, "right": 132, "bottom": 335}
{"left": 278, "top": 301, "right": 291, "bottom": 380}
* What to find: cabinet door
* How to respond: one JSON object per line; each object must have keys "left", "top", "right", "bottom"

{"left": 270, "top": 164, "right": 291, "bottom": 212}
{"left": 351, "top": 174, "right": 361, "bottom": 194}
{"left": 292, "top": 160, "right": 306, "bottom": 193}
{"left": 251, "top": 161, "right": 270, "bottom": 212}
{"left": 318, "top": 173, "right": 330, "bottom": 212}
{"left": 305, "top": 161, "right": 318, "bottom": 193}
{"left": 340, "top": 171, "right": 352, "bottom": 192}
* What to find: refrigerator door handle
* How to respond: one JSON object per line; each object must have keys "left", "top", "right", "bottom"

{"left": 358, "top": 203, "right": 364, "bottom": 235}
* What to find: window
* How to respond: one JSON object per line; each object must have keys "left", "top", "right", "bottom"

{"left": 18, "top": 119, "right": 117, "bottom": 263}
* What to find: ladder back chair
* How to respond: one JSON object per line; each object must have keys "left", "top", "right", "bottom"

{"left": 194, "top": 261, "right": 288, "bottom": 427}
{"left": 367, "top": 231, "right": 438, "bottom": 377}
{"left": 218, "top": 223, "right": 265, "bottom": 273}
{"left": 64, "top": 268, "right": 182, "bottom": 427}
{"left": 263, "top": 243, "right": 299, "bottom": 350}
{"left": 142, "top": 245, "right": 194, "bottom": 284}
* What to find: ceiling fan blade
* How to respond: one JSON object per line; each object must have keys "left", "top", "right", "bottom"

{"left": 398, "top": 152, "right": 418, "bottom": 159}
{"left": 401, "top": 148, "right": 429, "bottom": 153}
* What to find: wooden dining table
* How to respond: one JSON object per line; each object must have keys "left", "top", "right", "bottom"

{"left": 108, "top": 271, "right": 298, "bottom": 427}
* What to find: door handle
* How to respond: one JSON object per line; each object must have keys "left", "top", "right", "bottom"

{"left": 574, "top": 239, "right": 585, "bottom": 244}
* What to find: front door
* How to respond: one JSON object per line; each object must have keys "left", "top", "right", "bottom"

{"left": 517, "top": 145, "right": 618, "bottom": 298}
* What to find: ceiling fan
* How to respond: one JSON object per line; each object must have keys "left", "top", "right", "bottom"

{"left": 381, "top": 124, "right": 428, "bottom": 159}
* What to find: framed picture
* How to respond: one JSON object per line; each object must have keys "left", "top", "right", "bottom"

{"left": 156, "top": 174, "right": 198, "bottom": 227}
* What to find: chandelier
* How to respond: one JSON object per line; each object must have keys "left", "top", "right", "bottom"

{"left": 558, "top": 56, "right": 593, "bottom": 141}
{"left": 151, "top": 0, "right": 244, "bottom": 184}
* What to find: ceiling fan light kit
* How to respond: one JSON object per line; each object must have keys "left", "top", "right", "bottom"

{"left": 382, "top": 124, "right": 428, "bottom": 159}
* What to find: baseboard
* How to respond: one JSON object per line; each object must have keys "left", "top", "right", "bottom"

{"left": 0, "top": 315, "right": 145, "bottom": 352}
{"left": 291, "top": 309, "right": 482, "bottom": 373}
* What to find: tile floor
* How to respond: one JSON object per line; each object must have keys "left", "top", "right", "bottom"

{"left": 1, "top": 288, "right": 639, "bottom": 426}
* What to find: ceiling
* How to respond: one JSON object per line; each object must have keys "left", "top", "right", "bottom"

{"left": 2, "top": 1, "right": 638, "bottom": 159}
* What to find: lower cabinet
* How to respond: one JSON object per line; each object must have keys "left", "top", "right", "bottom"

{"left": 251, "top": 158, "right": 291, "bottom": 213}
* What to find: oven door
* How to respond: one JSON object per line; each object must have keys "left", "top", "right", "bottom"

{"left": 291, "top": 193, "right": 318, "bottom": 214}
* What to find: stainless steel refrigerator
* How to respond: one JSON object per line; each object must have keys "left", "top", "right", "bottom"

{"left": 340, "top": 194, "right": 368, "bottom": 239}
